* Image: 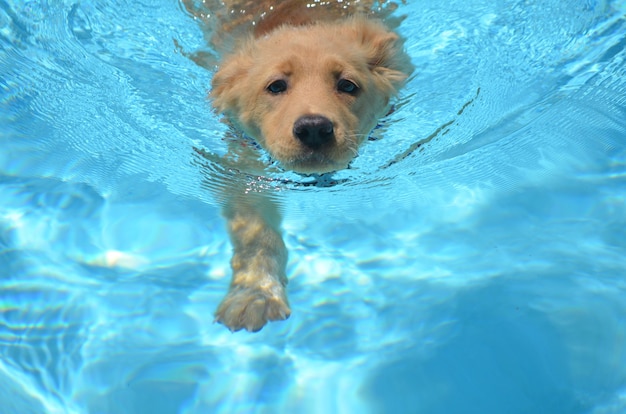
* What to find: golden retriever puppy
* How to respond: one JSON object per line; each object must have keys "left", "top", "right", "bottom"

{"left": 183, "top": 0, "right": 413, "bottom": 332}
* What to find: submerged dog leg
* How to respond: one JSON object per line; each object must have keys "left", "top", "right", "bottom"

{"left": 215, "top": 195, "right": 290, "bottom": 332}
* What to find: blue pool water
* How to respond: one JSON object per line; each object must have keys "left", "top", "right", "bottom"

{"left": 2, "top": 0, "right": 626, "bottom": 412}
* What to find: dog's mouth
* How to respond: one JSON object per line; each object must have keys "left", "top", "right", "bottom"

{"left": 279, "top": 151, "right": 351, "bottom": 174}
{"left": 266, "top": 114, "right": 361, "bottom": 173}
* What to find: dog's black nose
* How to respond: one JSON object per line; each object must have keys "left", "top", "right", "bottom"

{"left": 293, "top": 115, "right": 334, "bottom": 148}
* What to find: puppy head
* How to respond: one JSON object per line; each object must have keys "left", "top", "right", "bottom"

{"left": 211, "top": 18, "right": 412, "bottom": 174}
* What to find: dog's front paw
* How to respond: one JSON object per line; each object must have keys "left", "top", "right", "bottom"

{"left": 215, "top": 282, "right": 290, "bottom": 332}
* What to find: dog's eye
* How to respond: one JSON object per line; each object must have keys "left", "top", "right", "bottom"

{"left": 337, "top": 79, "right": 359, "bottom": 95}
{"left": 267, "top": 80, "right": 287, "bottom": 94}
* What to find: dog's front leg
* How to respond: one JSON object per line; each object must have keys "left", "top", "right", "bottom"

{"left": 215, "top": 195, "right": 290, "bottom": 332}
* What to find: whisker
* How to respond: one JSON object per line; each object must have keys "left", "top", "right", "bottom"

{"left": 343, "top": 132, "right": 361, "bottom": 158}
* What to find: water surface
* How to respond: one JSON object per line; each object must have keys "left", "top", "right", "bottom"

{"left": 1, "top": 0, "right": 626, "bottom": 413}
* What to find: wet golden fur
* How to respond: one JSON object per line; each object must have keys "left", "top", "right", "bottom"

{"left": 211, "top": 18, "right": 410, "bottom": 173}
{"left": 184, "top": 0, "right": 412, "bottom": 332}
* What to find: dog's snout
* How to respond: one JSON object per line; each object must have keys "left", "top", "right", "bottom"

{"left": 293, "top": 115, "right": 334, "bottom": 148}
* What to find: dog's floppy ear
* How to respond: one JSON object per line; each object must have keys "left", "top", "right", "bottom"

{"left": 210, "top": 49, "right": 253, "bottom": 114}
{"left": 350, "top": 18, "right": 413, "bottom": 93}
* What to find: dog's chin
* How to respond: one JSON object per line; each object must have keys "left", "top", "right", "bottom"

{"left": 278, "top": 153, "right": 352, "bottom": 174}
